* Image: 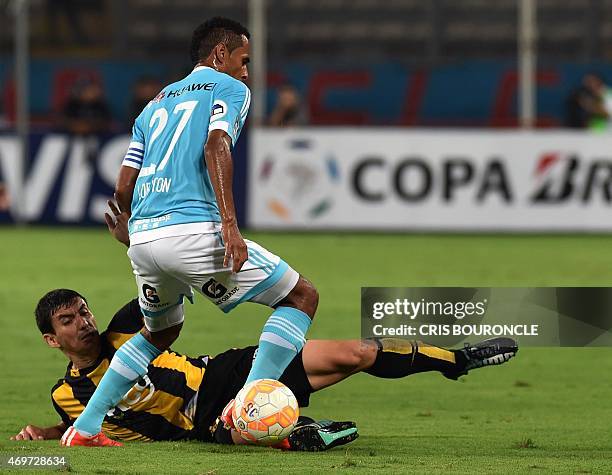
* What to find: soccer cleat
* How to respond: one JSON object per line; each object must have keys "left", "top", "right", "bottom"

{"left": 220, "top": 398, "right": 236, "bottom": 431}
{"left": 287, "top": 418, "right": 359, "bottom": 451}
{"left": 444, "top": 337, "right": 518, "bottom": 381}
{"left": 60, "top": 426, "right": 122, "bottom": 447}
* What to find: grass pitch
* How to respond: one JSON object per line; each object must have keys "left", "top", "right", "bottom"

{"left": 1, "top": 228, "right": 612, "bottom": 474}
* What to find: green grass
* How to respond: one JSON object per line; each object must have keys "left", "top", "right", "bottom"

{"left": 1, "top": 228, "right": 612, "bottom": 473}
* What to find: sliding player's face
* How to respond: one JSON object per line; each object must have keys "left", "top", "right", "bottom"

{"left": 226, "top": 36, "right": 250, "bottom": 83}
{"left": 44, "top": 298, "right": 100, "bottom": 355}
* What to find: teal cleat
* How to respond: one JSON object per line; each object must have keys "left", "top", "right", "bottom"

{"left": 288, "top": 418, "right": 359, "bottom": 451}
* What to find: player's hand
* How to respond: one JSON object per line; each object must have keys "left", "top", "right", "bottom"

{"left": 104, "top": 199, "right": 130, "bottom": 247}
{"left": 221, "top": 221, "right": 247, "bottom": 273}
{"left": 11, "top": 425, "right": 46, "bottom": 441}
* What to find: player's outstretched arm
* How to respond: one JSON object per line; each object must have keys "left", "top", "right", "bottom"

{"left": 204, "top": 129, "right": 247, "bottom": 273}
{"left": 11, "top": 422, "right": 66, "bottom": 441}
{"left": 114, "top": 165, "right": 139, "bottom": 216}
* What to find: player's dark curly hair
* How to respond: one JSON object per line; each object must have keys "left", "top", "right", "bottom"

{"left": 190, "top": 17, "right": 250, "bottom": 64}
{"left": 35, "top": 289, "right": 87, "bottom": 334}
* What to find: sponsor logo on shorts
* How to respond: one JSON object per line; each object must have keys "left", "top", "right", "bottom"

{"left": 215, "top": 286, "right": 239, "bottom": 305}
{"left": 142, "top": 284, "right": 160, "bottom": 304}
{"left": 139, "top": 299, "right": 170, "bottom": 310}
{"left": 202, "top": 278, "right": 228, "bottom": 299}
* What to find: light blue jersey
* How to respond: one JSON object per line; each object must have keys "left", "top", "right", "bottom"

{"left": 122, "top": 66, "right": 250, "bottom": 239}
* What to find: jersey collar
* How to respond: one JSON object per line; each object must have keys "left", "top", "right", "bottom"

{"left": 66, "top": 335, "right": 112, "bottom": 379}
{"left": 192, "top": 65, "right": 214, "bottom": 73}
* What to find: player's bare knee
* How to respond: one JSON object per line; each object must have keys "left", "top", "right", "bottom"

{"left": 352, "top": 340, "right": 377, "bottom": 371}
{"left": 297, "top": 277, "right": 319, "bottom": 316}
{"left": 143, "top": 323, "right": 182, "bottom": 351}
{"left": 358, "top": 340, "right": 379, "bottom": 370}
{"left": 335, "top": 341, "right": 370, "bottom": 372}
{"left": 300, "top": 279, "right": 319, "bottom": 317}
{"left": 280, "top": 276, "right": 319, "bottom": 318}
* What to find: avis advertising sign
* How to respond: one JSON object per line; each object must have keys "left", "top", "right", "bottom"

{"left": 0, "top": 133, "right": 249, "bottom": 225}
{"left": 248, "top": 128, "right": 612, "bottom": 231}
{"left": 0, "top": 134, "right": 127, "bottom": 224}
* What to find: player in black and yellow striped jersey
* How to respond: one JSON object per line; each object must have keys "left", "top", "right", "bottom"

{"left": 48, "top": 296, "right": 205, "bottom": 442}
{"left": 22, "top": 289, "right": 360, "bottom": 449}
{"left": 12, "top": 289, "right": 517, "bottom": 449}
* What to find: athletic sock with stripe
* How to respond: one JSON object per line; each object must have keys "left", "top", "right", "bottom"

{"left": 364, "top": 338, "right": 461, "bottom": 378}
{"left": 246, "top": 306, "right": 312, "bottom": 383}
{"left": 73, "top": 332, "right": 161, "bottom": 436}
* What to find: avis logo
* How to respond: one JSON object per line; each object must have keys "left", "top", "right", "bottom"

{"left": 259, "top": 139, "right": 340, "bottom": 221}
{"left": 531, "top": 152, "right": 612, "bottom": 203}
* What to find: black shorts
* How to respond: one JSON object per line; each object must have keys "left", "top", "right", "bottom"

{"left": 191, "top": 346, "right": 314, "bottom": 442}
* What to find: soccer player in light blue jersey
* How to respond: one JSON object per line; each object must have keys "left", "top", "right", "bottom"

{"left": 62, "top": 17, "right": 319, "bottom": 447}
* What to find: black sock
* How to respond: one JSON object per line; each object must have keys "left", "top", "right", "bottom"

{"left": 364, "top": 339, "right": 464, "bottom": 379}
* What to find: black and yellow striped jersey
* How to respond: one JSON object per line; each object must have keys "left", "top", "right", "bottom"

{"left": 51, "top": 299, "right": 207, "bottom": 441}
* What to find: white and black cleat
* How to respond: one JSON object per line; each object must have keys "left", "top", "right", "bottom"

{"left": 444, "top": 337, "right": 518, "bottom": 380}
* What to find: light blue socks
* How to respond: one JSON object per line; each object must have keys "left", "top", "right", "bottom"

{"left": 73, "top": 332, "right": 161, "bottom": 436}
{"left": 246, "top": 306, "right": 312, "bottom": 383}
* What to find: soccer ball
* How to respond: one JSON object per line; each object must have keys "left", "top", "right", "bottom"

{"left": 232, "top": 379, "right": 299, "bottom": 445}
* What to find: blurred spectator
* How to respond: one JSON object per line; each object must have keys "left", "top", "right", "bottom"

{"left": 0, "top": 183, "right": 9, "bottom": 212}
{"left": 45, "top": 0, "right": 99, "bottom": 45}
{"left": 61, "top": 80, "right": 111, "bottom": 135}
{"left": 267, "top": 84, "right": 308, "bottom": 127}
{"left": 128, "top": 77, "right": 163, "bottom": 128}
{"left": 565, "top": 74, "right": 609, "bottom": 129}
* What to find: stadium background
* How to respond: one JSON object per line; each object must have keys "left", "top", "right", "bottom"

{"left": 2, "top": 1, "right": 612, "bottom": 473}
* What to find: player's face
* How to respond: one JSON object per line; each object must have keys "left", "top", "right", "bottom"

{"left": 226, "top": 36, "right": 250, "bottom": 83}
{"left": 44, "top": 298, "right": 100, "bottom": 355}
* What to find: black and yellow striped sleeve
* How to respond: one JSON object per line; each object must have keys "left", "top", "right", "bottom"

{"left": 51, "top": 380, "right": 82, "bottom": 427}
{"left": 105, "top": 299, "right": 143, "bottom": 350}
{"left": 150, "top": 352, "right": 206, "bottom": 393}
{"left": 106, "top": 299, "right": 144, "bottom": 334}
